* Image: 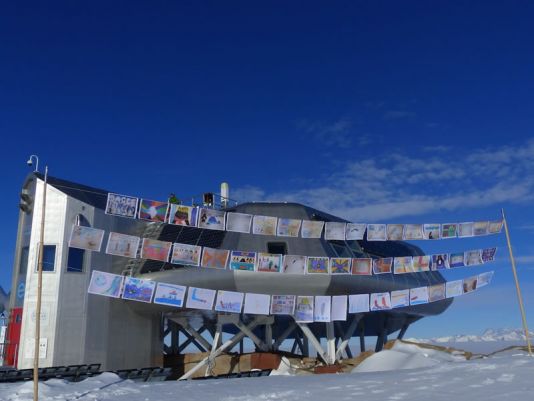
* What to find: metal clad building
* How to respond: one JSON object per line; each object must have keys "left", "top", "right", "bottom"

{"left": 4, "top": 173, "right": 451, "bottom": 370}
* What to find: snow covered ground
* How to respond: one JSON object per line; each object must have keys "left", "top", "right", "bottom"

{"left": 1, "top": 331, "right": 533, "bottom": 401}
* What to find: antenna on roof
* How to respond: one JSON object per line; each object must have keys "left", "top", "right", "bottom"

{"left": 221, "top": 182, "right": 229, "bottom": 208}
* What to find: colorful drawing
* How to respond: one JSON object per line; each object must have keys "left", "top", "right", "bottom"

{"left": 277, "top": 218, "right": 302, "bottom": 237}
{"left": 386, "top": 224, "right": 404, "bottom": 241}
{"left": 441, "top": 223, "right": 458, "bottom": 239}
{"left": 345, "top": 223, "right": 366, "bottom": 240}
{"left": 294, "top": 296, "right": 314, "bottom": 322}
{"left": 105, "top": 193, "right": 138, "bottom": 218}
{"left": 458, "top": 222, "right": 474, "bottom": 237}
{"left": 372, "top": 258, "right": 393, "bottom": 274}
{"left": 446, "top": 280, "right": 463, "bottom": 298}
{"left": 121, "top": 277, "right": 156, "bottom": 303}
{"left": 226, "top": 212, "right": 253, "bottom": 233}
{"left": 403, "top": 224, "right": 423, "bottom": 240}
{"left": 473, "top": 221, "right": 489, "bottom": 236}
{"left": 252, "top": 215, "right": 278, "bottom": 236}
{"left": 68, "top": 225, "right": 105, "bottom": 252}
{"left": 488, "top": 220, "right": 503, "bottom": 234}
{"left": 282, "top": 255, "right": 307, "bottom": 274}
{"left": 229, "top": 251, "right": 256, "bottom": 271}
{"left": 390, "top": 290, "right": 410, "bottom": 308}
{"left": 348, "top": 294, "right": 369, "bottom": 313}
{"left": 215, "top": 290, "right": 244, "bottom": 313}
{"left": 257, "top": 252, "right": 282, "bottom": 273}
{"left": 463, "top": 276, "right": 478, "bottom": 293}
{"left": 353, "top": 258, "right": 373, "bottom": 275}
{"left": 105, "top": 232, "right": 140, "bottom": 258}
{"left": 324, "top": 222, "right": 346, "bottom": 240}
{"left": 168, "top": 204, "right": 199, "bottom": 227}
{"left": 186, "top": 287, "right": 216, "bottom": 310}
{"left": 449, "top": 252, "right": 465, "bottom": 268}
{"left": 409, "top": 287, "right": 429, "bottom": 305}
{"left": 394, "top": 256, "right": 413, "bottom": 274}
{"left": 306, "top": 256, "right": 329, "bottom": 274}
{"left": 331, "top": 295, "right": 348, "bottom": 321}
{"left": 331, "top": 258, "right": 351, "bottom": 274}
{"left": 428, "top": 284, "right": 446, "bottom": 302}
{"left": 464, "top": 250, "right": 483, "bottom": 266}
{"left": 431, "top": 254, "right": 449, "bottom": 270}
{"left": 366, "top": 224, "right": 387, "bottom": 241}
{"left": 370, "top": 292, "right": 391, "bottom": 311}
{"left": 412, "top": 255, "right": 431, "bottom": 272}
{"left": 477, "top": 271, "right": 494, "bottom": 287}
{"left": 301, "top": 220, "right": 325, "bottom": 238}
{"left": 141, "top": 238, "right": 172, "bottom": 262}
{"left": 481, "top": 247, "right": 497, "bottom": 263}
{"left": 171, "top": 243, "right": 202, "bottom": 266}
{"left": 153, "top": 283, "right": 186, "bottom": 307}
{"left": 198, "top": 208, "right": 226, "bottom": 231}
{"left": 201, "top": 247, "right": 229, "bottom": 269}
{"left": 138, "top": 199, "right": 168, "bottom": 222}
{"left": 270, "top": 295, "right": 296, "bottom": 315}
{"left": 314, "top": 296, "right": 331, "bottom": 322}
{"left": 88, "top": 271, "right": 124, "bottom": 298}
{"left": 243, "top": 293, "right": 271, "bottom": 315}
{"left": 423, "top": 224, "right": 440, "bottom": 240}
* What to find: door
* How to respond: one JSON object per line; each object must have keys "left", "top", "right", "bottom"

{"left": 4, "top": 307, "right": 23, "bottom": 367}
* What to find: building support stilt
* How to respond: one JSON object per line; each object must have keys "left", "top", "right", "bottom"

{"left": 178, "top": 315, "right": 272, "bottom": 380}
{"left": 335, "top": 314, "right": 362, "bottom": 360}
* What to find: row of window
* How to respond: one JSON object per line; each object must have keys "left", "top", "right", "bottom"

{"left": 20, "top": 239, "right": 364, "bottom": 275}
{"left": 19, "top": 245, "right": 85, "bottom": 274}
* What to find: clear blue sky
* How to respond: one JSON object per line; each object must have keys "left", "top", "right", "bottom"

{"left": 1, "top": 1, "right": 533, "bottom": 338}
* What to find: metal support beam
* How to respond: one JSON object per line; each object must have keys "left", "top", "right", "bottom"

{"left": 397, "top": 321, "right": 410, "bottom": 340}
{"left": 265, "top": 323, "right": 273, "bottom": 350}
{"left": 296, "top": 322, "right": 330, "bottom": 365}
{"left": 375, "top": 314, "right": 389, "bottom": 352}
{"left": 235, "top": 319, "right": 268, "bottom": 351}
{"left": 170, "top": 318, "right": 212, "bottom": 352}
{"left": 177, "top": 327, "right": 209, "bottom": 353}
{"left": 273, "top": 321, "right": 297, "bottom": 351}
{"left": 359, "top": 321, "right": 366, "bottom": 352}
{"left": 302, "top": 332, "right": 309, "bottom": 357}
{"left": 326, "top": 322, "right": 336, "bottom": 364}
{"left": 179, "top": 316, "right": 269, "bottom": 380}
{"left": 335, "top": 314, "right": 362, "bottom": 360}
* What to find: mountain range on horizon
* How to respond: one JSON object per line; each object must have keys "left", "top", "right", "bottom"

{"left": 407, "top": 328, "right": 534, "bottom": 343}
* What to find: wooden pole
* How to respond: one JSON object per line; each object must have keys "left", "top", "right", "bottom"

{"left": 501, "top": 208, "right": 532, "bottom": 356}
{"left": 33, "top": 166, "right": 47, "bottom": 401}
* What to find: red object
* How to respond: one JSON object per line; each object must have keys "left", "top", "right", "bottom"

{"left": 250, "top": 353, "right": 282, "bottom": 370}
{"left": 314, "top": 365, "right": 344, "bottom": 374}
{"left": 4, "top": 307, "right": 23, "bottom": 368}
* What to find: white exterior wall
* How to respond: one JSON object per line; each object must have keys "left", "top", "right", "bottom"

{"left": 16, "top": 178, "right": 162, "bottom": 370}
{"left": 17, "top": 181, "right": 67, "bottom": 369}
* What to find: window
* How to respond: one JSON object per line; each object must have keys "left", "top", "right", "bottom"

{"left": 267, "top": 242, "right": 287, "bottom": 255}
{"left": 67, "top": 247, "right": 85, "bottom": 272}
{"left": 330, "top": 241, "right": 353, "bottom": 258}
{"left": 37, "top": 245, "right": 56, "bottom": 272}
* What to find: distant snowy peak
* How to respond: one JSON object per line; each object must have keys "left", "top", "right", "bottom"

{"left": 410, "top": 328, "right": 534, "bottom": 343}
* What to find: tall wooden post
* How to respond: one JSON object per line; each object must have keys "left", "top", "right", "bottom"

{"left": 33, "top": 167, "right": 48, "bottom": 401}
{"left": 502, "top": 208, "right": 532, "bottom": 356}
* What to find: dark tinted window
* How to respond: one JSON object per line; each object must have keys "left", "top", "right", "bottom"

{"left": 67, "top": 247, "right": 85, "bottom": 272}
{"left": 267, "top": 242, "right": 287, "bottom": 255}
{"left": 41, "top": 245, "right": 56, "bottom": 272}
